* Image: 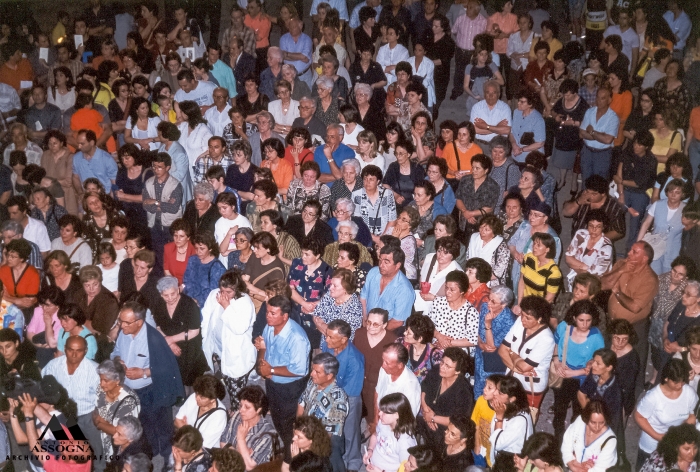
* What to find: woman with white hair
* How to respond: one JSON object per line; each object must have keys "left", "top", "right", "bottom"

{"left": 183, "top": 181, "right": 222, "bottom": 236}
{"left": 260, "top": 46, "right": 284, "bottom": 101}
{"left": 322, "top": 219, "right": 374, "bottom": 267}
{"left": 314, "top": 75, "right": 340, "bottom": 127}
{"left": 312, "top": 54, "right": 349, "bottom": 102}
{"left": 355, "top": 130, "right": 386, "bottom": 172}
{"left": 329, "top": 159, "right": 362, "bottom": 211}
{"left": 111, "top": 417, "right": 151, "bottom": 469}
{"left": 152, "top": 276, "right": 208, "bottom": 387}
{"left": 354, "top": 82, "right": 387, "bottom": 141}
{"left": 282, "top": 63, "right": 311, "bottom": 101}
{"left": 94, "top": 359, "right": 141, "bottom": 458}
{"left": 327, "top": 196, "right": 373, "bottom": 247}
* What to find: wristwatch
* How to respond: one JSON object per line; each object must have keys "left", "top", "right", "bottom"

{"left": 270, "top": 367, "right": 275, "bottom": 375}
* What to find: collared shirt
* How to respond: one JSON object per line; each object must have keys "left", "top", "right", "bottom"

{"left": 24, "top": 217, "right": 51, "bottom": 253}
{"left": 580, "top": 106, "right": 620, "bottom": 150}
{"left": 210, "top": 61, "right": 238, "bottom": 100}
{"left": 350, "top": 2, "right": 382, "bottom": 28}
{"left": 262, "top": 319, "right": 310, "bottom": 384}
{"left": 204, "top": 104, "right": 233, "bottom": 137}
{"left": 244, "top": 14, "right": 272, "bottom": 49}
{"left": 663, "top": 10, "right": 692, "bottom": 50}
{"left": 376, "top": 366, "right": 421, "bottom": 415}
{"left": 507, "top": 30, "right": 535, "bottom": 70}
{"left": 603, "top": 26, "right": 639, "bottom": 68}
{"left": 299, "top": 379, "right": 349, "bottom": 435}
{"left": 23, "top": 104, "right": 62, "bottom": 144}
{"left": 322, "top": 343, "right": 365, "bottom": 397}
{"left": 311, "top": 0, "right": 349, "bottom": 20}
{"left": 219, "top": 410, "right": 276, "bottom": 464}
{"left": 352, "top": 187, "right": 397, "bottom": 235}
{"left": 280, "top": 33, "right": 313, "bottom": 76}
{"left": 112, "top": 323, "right": 152, "bottom": 390}
{"left": 72, "top": 147, "right": 118, "bottom": 193}
{"left": 360, "top": 267, "right": 415, "bottom": 322}
{"left": 510, "top": 109, "right": 546, "bottom": 162}
{"left": 0, "top": 83, "right": 20, "bottom": 116}
{"left": 313, "top": 143, "right": 356, "bottom": 175}
{"left": 193, "top": 153, "right": 236, "bottom": 184}
{"left": 42, "top": 356, "right": 99, "bottom": 416}
{"left": 471, "top": 99, "right": 512, "bottom": 142}
{"left": 221, "top": 25, "right": 257, "bottom": 57}
{"left": 376, "top": 43, "right": 410, "bottom": 86}
{"left": 260, "top": 67, "right": 283, "bottom": 101}
{"left": 570, "top": 193, "right": 627, "bottom": 238}
{"left": 454, "top": 13, "right": 487, "bottom": 50}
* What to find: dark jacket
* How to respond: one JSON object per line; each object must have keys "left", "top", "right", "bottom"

{"left": 229, "top": 51, "right": 256, "bottom": 94}
{"left": 183, "top": 200, "right": 220, "bottom": 236}
{"left": 284, "top": 215, "right": 334, "bottom": 248}
{"left": 145, "top": 323, "right": 185, "bottom": 409}
{"left": 0, "top": 341, "right": 41, "bottom": 381}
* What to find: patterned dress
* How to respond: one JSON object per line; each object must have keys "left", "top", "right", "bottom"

{"left": 288, "top": 259, "right": 333, "bottom": 348}
{"left": 474, "top": 304, "right": 517, "bottom": 397}
{"left": 397, "top": 337, "right": 443, "bottom": 383}
{"left": 95, "top": 385, "right": 140, "bottom": 457}
{"left": 648, "top": 271, "right": 687, "bottom": 351}
{"left": 564, "top": 229, "right": 613, "bottom": 290}
{"left": 314, "top": 292, "right": 364, "bottom": 348}
{"left": 427, "top": 296, "right": 479, "bottom": 356}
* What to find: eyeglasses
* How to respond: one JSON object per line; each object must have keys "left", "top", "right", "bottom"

{"left": 335, "top": 209, "right": 349, "bottom": 214}
{"left": 117, "top": 318, "right": 139, "bottom": 326}
{"left": 366, "top": 321, "right": 384, "bottom": 328}
{"left": 302, "top": 209, "right": 318, "bottom": 217}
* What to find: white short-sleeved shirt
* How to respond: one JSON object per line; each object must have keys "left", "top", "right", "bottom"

{"left": 204, "top": 104, "right": 232, "bottom": 137}
{"left": 636, "top": 384, "right": 698, "bottom": 453}
{"left": 214, "top": 213, "right": 252, "bottom": 267}
{"left": 501, "top": 317, "right": 555, "bottom": 393}
{"left": 25, "top": 217, "right": 51, "bottom": 253}
{"left": 125, "top": 116, "right": 162, "bottom": 150}
{"left": 175, "top": 393, "right": 228, "bottom": 448}
{"left": 173, "top": 80, "right": 217, "bottom": 107}
{"left": 370, "top": 422, "right": 416, "bottom": 472}
{"left": 342, "top": 123, "right": 364, "bottom": 147}
{"left": 470, "top": 100, "right": 512, "bottom": 142}
{"left": 98, "top": 263, "right": 120, "bottom": 292}
{"left": 376, "top": 367, "right": 421, "bottom": 416}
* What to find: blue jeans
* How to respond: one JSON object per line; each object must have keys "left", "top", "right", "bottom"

{"left": 624, "top": 189, "right": 649, "bottom": 251}
{"left": 580, "top": 145, "right": 612, "bottom": 185}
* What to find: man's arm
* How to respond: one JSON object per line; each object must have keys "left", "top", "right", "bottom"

{"left": 600, "top": 261, "right": 626, "bottom": 291}
{"left": 561, "top": 194, "right": 583, "bottom": 217}
{"left": 386, "top": 319, "right": 404, "bottom": 331}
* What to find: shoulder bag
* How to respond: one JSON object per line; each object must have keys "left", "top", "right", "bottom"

{"left": 548, "top": 325, "right": 570, "bottom": 388}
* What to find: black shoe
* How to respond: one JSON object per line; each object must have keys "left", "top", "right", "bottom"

{"left": 450, "top": 90, "right": 461, "bottom": 100}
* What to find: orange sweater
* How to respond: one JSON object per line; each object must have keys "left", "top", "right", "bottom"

{"left": 610, "top": 91, "right": 633, "bottom": 146}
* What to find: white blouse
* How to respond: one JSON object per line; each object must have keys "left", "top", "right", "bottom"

{"left": 407, "top": 56, "right": 435, "bottom": 107}
{"left": 561, "top": 417, "right": 617, "bottom": 472}
{"left": 47, "top": 87, "right": 76, "bottom": 112}
{"left": 126, "top": 116, "right": 162, "bottom": 150}
{"left": 268, "top": 99, "right": 300, "bottom": 127}
{"left": 501, "top": 316, "right": 555, "bottom": 393}
{"left": 177, "top": 122, "right": 213, "bottom": 181}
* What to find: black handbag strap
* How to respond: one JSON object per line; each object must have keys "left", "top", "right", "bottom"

{"left": 425, "top": 253, "right": 438, "bottom": 281}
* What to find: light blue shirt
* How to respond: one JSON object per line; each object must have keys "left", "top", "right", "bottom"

{"left": 663, "top": 10, "right": 692, "bottom": 50}
{"left": 279, "top": 33, "right": 313, "bottom": 76}
{"left": 349, "top": 2, "right": 383, "bottom": 28}
{"left": 211, "top": 60, "right": 238, "bottom": 99}
{"left": 263, "top": 319, "right": 310, "bottom": 384}
{"left": 313, "top": 143, "right": 356, "bottom": 175}
{"left": 554, "top": 322, "right": 605, "bottom": 370}
{"left": 42, "top": 356, "right": 99, "bottom": 416}
{"left": 510, "top": 109, "right": 546, "bottom": 162}
{"left": 112, "top": 323, "right": 152, "bottom": 390}
{"left": 360, "top": 267, "right": 415, "bottom": 322}
{"left": 322, "top": 343, "right": 365, "bottom": 397}
{"left": 72, "top": 147, "right": 118, "bottom": 193}
{"left": 311, "top": 0, "right": 349, "bottom": 21}
{"left": 57, "top": 326, "right": 98, "bottom": 360}
{"left": 579, "top": 106, "right": 620, "bottom": 150}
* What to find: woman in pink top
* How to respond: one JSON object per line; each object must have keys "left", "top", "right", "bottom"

{"left": 488, "top": 0, "right": 518, "bottom": 95}
{"left": 26, "top": 286, "right": 64, "bottom": 367}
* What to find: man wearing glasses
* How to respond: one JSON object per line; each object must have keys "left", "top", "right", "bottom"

{"left": 292, "top": 96, "right": 326, "bottom": 140}
{"left": 112, "top": 301, "right": 185, "bottom": 463}
{"left": 314, "top": 124, "right": 356, "bottom": 183}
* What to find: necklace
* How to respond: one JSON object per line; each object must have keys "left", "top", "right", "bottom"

{"left": 177, "top": 247, "right": 188, "bottom": 255}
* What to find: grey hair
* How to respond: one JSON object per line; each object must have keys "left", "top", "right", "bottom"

{"left": 268, "top": 46, "right": 283, "bottom": 63}
{"left": 483, "top": 80, "right": 501, "bottom": 94}
{"left": 257, "top": 110, "right": 276, "bottom": 128}
{"left": 299, "top": 96, "right": 317, "bottom": 109}
{"left": 193, "top": 181, "right": 215, "bottom": 201}
{"left": 491, "top": 285, "right": 514, "bottom": 307}
{"left": 328, "top": 123, "right": 344, "bottom": 136}
{"left": 0, "top": 220, "right": 23, "bottom": 236}
{"left": 336, "top": 219, "right": 359, "bottom": 238}
{"left": 236, "top": 227, "right": 254, "bottom": 241}
{"left": 340, "top": 158, "right": 361, "bottom": 174}
{"left": 157, "top": 276, "right": 180, "bottom": 293}
{"left": 354, "top": 82, "right": 372, "bottom": 98}
{"left": 124, "top": 453, "right": 151, "bottom": 472}
{"left": 96, "top": 359, "right": 126, "bottom": 384}
{"left": 320, "top": 54, "right": 339, "bottom": 72}
{"left": 316, "top": 75, "right": 334, "bottom": 91}
{"left": 687, "top": 280, "right": 700, "bottom": 297}
{"left": 117, "top": 416, "right": 143, "bottom": 443}
{"left": 334, "top": 197, "right": 356, "bottom": 214}
{"left": 281, "top": 63, "right": 297, "bottom": 77}
{"left": 312, "top": 352, "right": 339, "bottom": 376}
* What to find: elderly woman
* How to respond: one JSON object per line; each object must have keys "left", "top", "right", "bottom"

{"left": 417, "top": 236, "right": 463, "bottom": 313}
{"left": 354, "top": 82, "right": 387, "bottom": 141}
{"left": 329, "top": 159, "right": 362, "bottom": 213}
{"left": 246, "top": 179, "right": 288, "bottom": 232}
{"left": 561, "top": 400, "right": 618, "bottom": 472}
{"left": 474, "top": 286, "right": 517, "bottom": 397}
{"left": 284, "top": 127, "right": 315, "bottom": 181}
{"left": 638, "top": 179, "right": 687, "bottom": 274}
{"left": 312, "top": 54, "right": 349, "bottom": 103}
{"left": 222, "top": 107, "right": 257, "bottom": 148}
{"left": 657, "top": 280, "right": 700, "bottom": 371}
{"left": 355, "top": 130, "right": 384, "bottom": 172}
{"left": 564, "top": 209, "right": 613, "bottom": 291}
{"left": 183, "top": 182, "right": 220, "bottom": 236}
{"left": 260, "top": 47, "right": 284, "bottom": 101}
{"left": 3, "top": 123, "right": 42, "bottom": 166}
{"left": 0, "top": 239, "right": 40, "bottom": 310}
{"left": 635, "top": 359, "right": 698, "bottom": 467}
{"left": 425, "top": 157, "right": 456, "bottom": 214}
{"left": 182, "top": 231, "right": 227, "bottom": 308}
{"left": 286, "top": 161, "right": 332, "bottom": 219}
{"left": 76, "top": 265, "right": 120, "bottom": 339}
{"left": 226, "top": 227, "right": 255, "bottom": 272}
{"left": 314, "top": 76, "right": 341, "bottom": 127}
{"left": 499, "top": 193, "right": 526, "bottom": 244}
{"left": 427, "top": 270, "right": 479, "bottom": 353}
{"left": 399, "top": 314, "right": 441, "bottom": 383}
{"left": 312, "top": 268, "right": 363, "bottom": 346}
{"left": 285, "top": 197, "right": 334, "bottom": 249}
{"left": 268, "top": 80, "right": 300, "bottom": 137}
{"left": 384, "top": 207, "right": 420, "bottom": 281}
{"left": 282, "top": 64, "right": 311, "bottom": 101}
{"left": 467, "top": 215, "right": 511, "bottom": 287}
{"left": 455, "top": 154, "right": 501, "bottom": 241}
{"left": 152, "top": 276, "right": 208, "bottom": 386}
{"left": 220, "top": 386, "right": 277, "bottom": 469}
{"left": 419, "top": 215, "right": 467, "bottom": 269}
{"left": 243, "top": 232, "right": 287, "bottom": 310}
{"left": 45, "top": 303, "right": 98, "bottom": 359}
{"left": 418, "top": 347, "right": 473, "bottom": 451}
{"left": 406, "top": 181, "right": 448, "bottom": 243}
{"left": 175, "top": 374, "right": 227, "bottom": 447}
{"left": 323, "top": 220, "right": 373, "bottom": 267}
{"left": 383, "top": 140, "right": 426, "bottom": 209}
{"left": 177, "top": 100, "right": 214, "bottom": 180}
{"left": 93, "top": 359, "right": 141, "bottom": 458}
{"left": 109, "top": 417, "right": 151, "bottom": 470}
{"left": 43, "top": 249, "right": 83, "bottom": 302}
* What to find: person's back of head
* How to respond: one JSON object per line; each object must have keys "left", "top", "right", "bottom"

{"left": 290, "top": 451, "right": 333, "bottom": 472}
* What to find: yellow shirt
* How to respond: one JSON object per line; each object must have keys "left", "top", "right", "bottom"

{"left": 93, "top": 83, "right": 115, "bottom": 110}
{"left": 650, "top": 128, "right": 683, "bottom": 174}
{"left": 471, "top": 396, "right": 495, "bottom": 465}
{"left": 529, "top": 37, "right": 563, "bottom": 61}
{"left": 52, "top": 23, "right": 67, "bottom": 46}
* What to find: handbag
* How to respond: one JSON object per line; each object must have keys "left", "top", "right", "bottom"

{"left": 548, "top": 325, "right": 570, "bottom": 388}
{"left": 528, "top": 377, "right": 539, "bottom": 424}
{"left": 642, "top": 232, "right": 667, "bottom": 261}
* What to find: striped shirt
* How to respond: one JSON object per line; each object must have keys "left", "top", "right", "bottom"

{"left": 454, "top": 14, "right": 488, "bottom": 50}
{"left": 520, "top": 253, "right": 562, "bottom": 298}
{"left": 193, "top": 153, "right": 236, "bottom": 184}
{"left": 42, "top": 356, "right": 99, "bottom": 416}
{"left": 220, "top": 411, "right": 276, "bottom": 464}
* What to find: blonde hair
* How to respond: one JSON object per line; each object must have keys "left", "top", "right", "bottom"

{"left": 357, "top": 130, "right": 378, "bottom": 159}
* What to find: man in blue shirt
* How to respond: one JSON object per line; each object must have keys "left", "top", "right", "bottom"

{"left": 254, "top": 295, "right": 311, "bottom": 463}
{"left": 72, "top": 129, "right": 118, "bottom": 193}
{"left": 314, "top": 124, "right": 356, "bottom": 183}
{"left": 360, "top": 244, "right": 416, "bottom": 331}
{"left": 578, "top": 87, "right": 620, "bottom": 185}
{"left": 322, "top": 320, "right": 365, "bottom": 472}
{"left": 279, "top": 18, "right": 314, "bottom": 87}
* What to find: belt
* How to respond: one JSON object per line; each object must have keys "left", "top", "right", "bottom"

{"left": 476, "top": 138, "right": 491, "bottom": 145}
{"left": 584, "top": 144, "right": 612, "bottom": 153}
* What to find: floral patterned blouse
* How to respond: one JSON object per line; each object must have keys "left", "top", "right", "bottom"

{"left": 649, "top": 271, "right": 687, "bottom": 350}
{"left": 653, "top": 78, "right": 692, "bottom": 128}
{"left": 640, "top": 450, "right": 696, "bottom": 472}
{"left": 286, "top": 179, "right": 332, "bottom": 220}
{"left": 314, "top": 292, "right": 364, "bottom": 346}
{"left": 288, "top": 258, "right": 333, "bottom": 303}
{"left": 564, "top": 229, "right": 613, "bottom": 290}
{"left": 397, "top": 337, "right": 443, "bottom": 383}
{"left": 95, "top": 385, "right": 140, "bottom": 457}
{"left": 427, "top": 296, "right": 480, "bottom": 356}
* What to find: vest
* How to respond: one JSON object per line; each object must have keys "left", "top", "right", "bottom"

{"left": 144, "top": 175, "right": 183, "bottom": 228}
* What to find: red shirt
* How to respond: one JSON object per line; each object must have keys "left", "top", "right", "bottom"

{"left": 163, "top": 241, "right": 196, "bottom": 285}
{"left": 466, "top": 283, "right": 490, "bottom": 312}
{"left": 0, "top": 264, "right": 40, "bottom": 298}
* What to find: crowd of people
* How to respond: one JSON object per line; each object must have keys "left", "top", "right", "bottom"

{"left": 0, "top": 0, "right": 699, "bottom": 471}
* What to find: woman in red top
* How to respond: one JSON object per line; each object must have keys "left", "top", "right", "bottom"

{"left": 163, "top": 219, "right": 196, "bottom": 286}
{"left": 464, "top": 257, "right": 492, "bottom": 312}
{"left": 0, "top": 239, "right": 40, "bottom": 309}
{"left": 284, "top": 127, "right": 315, "bottom": 180}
